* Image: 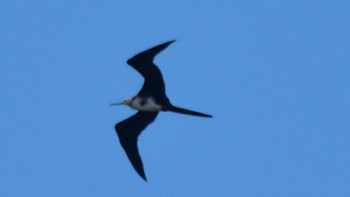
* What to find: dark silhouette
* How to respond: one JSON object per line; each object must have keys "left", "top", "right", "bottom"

{"left": 112, "top": 40, "right": 212, "bottom": 181}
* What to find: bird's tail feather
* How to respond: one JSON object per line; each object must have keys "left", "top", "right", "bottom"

{"left": 168, "top": 106, "right": 212, "bottom": 118}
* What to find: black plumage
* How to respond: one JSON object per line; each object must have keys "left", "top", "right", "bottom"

{"left": 114, "top": 40, "right": 212, "bottom": 181}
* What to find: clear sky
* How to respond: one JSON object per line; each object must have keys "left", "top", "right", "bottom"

{"left": 1, "top": 0, "right": 350, "bottom": 196}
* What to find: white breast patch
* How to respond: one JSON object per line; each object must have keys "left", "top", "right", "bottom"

{"left": 131, "top": 97, "right": 162, "bottom": 112}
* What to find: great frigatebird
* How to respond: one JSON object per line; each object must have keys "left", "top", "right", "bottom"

{"left": 111, "top": 40, "right": 212, "bottom": 181}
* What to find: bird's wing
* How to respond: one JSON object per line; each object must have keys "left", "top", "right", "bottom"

{"left": 127, "top": 40, "right": 175, "bottom": 101}
{"left": 115, "top": 111, "right": 159, "bottom": 181}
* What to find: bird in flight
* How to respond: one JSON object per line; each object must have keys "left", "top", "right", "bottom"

{"left": 111, "top": 40, "right": 212, "bottom": 181}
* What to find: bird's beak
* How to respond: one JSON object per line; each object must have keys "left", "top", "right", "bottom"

{"left": 110, "top": 102, "right": 123, "bottom": 107}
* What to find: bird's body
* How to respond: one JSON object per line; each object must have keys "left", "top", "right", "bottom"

{"left": 126, "top": 96, "right": 162, "bottom": 112}
{"left": 112, "top": 40, "right": 212, "bottom": 181}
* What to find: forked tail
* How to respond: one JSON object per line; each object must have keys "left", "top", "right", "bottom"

{"left": 168, "top": 106, "right": 213, "bottom": 118}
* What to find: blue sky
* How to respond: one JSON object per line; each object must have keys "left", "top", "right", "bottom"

{"left": 1, "top": 0, "right": 350, "bottom": 196}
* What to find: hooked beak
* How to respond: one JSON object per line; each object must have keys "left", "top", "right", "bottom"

{"left": 110, "top": 102, "right": 123, "bottom": 107}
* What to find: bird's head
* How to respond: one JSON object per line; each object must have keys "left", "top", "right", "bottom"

{"left": 110, "top": 97, "right": 133, "bottom": 107}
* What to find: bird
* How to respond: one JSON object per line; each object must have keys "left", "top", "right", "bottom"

{"left": 111, "top": 40, "right": 212, "bottom": 181}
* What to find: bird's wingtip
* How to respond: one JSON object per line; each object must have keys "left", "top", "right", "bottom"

{"left": 160, "top": 39, "right": 176, "bottom": 47}
{"left": 127, "top": 39, "right": 177, "bottom": 67}
{"left": 139, "top": 172, "right": 148, "bottom": 182}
